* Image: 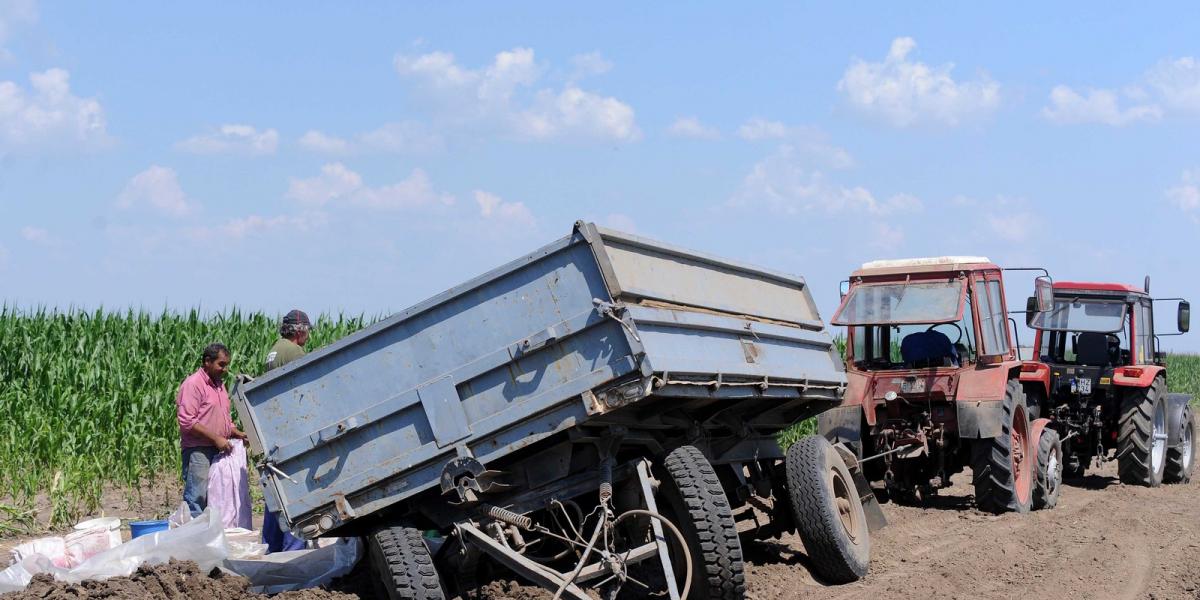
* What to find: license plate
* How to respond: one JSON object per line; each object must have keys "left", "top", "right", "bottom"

{"left": 900, "top": 379, "right": 926, "bottom": 394}
{"left": 1077, "top": 377, "right": 1092, "bottom": 395}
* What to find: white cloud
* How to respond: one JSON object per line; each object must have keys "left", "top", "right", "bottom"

{"left": 985, "top": 212, "right": 1036, "bottom": 242}
{"left": 1040, "top": 86, "right": 1162, "bottom": 126}
{"left": 1166, "top": 169, "right": 1200, "bottom": 222}
{"left": 286, "top": 162, "right": 454, "bottom": 210}
{"left": 116, "top": 166, "right": 194, "bottom": 217}
{"left": 1146, "top": 57, "right": 1200, "bottom": 114}
{"left": 175, "top": 124, "right": 279, "bottom": 155}
{"left": 838, "top": 37, "right": 1000, "bottom": 127}
{"left": 20, "top": 225, "right": 50, "bottom": 244}
{"left": 298, "top": 130, "right": 350, "bottom": 154}
{"left": 298, "top": 123, "right": 443, "bottom": 155}
{"left": 393, "top": 47, "right": 639, "bottom": 142}
{"left": 871, "top": 222, "right": 905, "bottom": 249}
{"left": 730, "top": 145, "right": 921, "bottom": 216}
{"left": 668, "top": 117, "right": 720, "bottom": 139}
{"left": 218, "top": 212, "right": 325, "bottom": 239}
{"left": 571, "top": 52, "right": 613, "bottom": 78}
{"left": 0, "top": 68, "right": 109, "bottom": 151}
{"left": 474, "top": 190, "right": 535, "bottom": 227}
{"left": 737, "top": 119, "right": 854, "bottom": 168}
{"left": 0, "top": 0, "right": 36, "bottom": 63}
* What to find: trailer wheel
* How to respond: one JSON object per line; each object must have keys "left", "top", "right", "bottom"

{"left": 971, "top": 379, "right": 1033, "bottom": 514}
{"left": 368, "top": 526, "right": 447, "bottom": 600}
{"left": 658, "top": 445, "right": 746, "bottom": 600}
{"left": 785, "top": 435, "right": 870, "bottom": 584}
{"left": 1165, "top": 405, "right": 1196, "bottom": 484}
{"left": 1033, "top": 428, "right": 1062, "bottom": 510}
{"left": 1117, "top": 378, "right": 1168, "bottom": 487}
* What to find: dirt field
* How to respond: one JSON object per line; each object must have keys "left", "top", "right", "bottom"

{"left": 743, "top": 460, "right": 1200, "bottom": 600}
{"left": 4, "top": 461, "right": 1196, "bottom": 600}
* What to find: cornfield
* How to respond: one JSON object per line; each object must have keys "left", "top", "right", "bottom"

{"left": 0, "top": 306, "right": 376, "bottom": 531}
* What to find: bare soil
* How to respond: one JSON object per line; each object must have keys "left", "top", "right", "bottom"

{"left": 0, "top": 559, "right": 356, "bottom": 599}
{"left": 4, "top": 462, "right": 1196, "bottom": 599}
{"left": 742, "top": 460, "right": 1200, "bottom": 600}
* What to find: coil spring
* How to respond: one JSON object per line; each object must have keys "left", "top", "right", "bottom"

{"left": 599, "top": 459, "right": 614, "bottom": 502}
{"left": 485, "top": 504, "right": 533, "bottom": 530}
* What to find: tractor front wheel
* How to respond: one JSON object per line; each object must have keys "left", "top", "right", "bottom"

{"left": 1033, "top": 428, "right": 1062, "bottom": 510}
{"left": 1165, "top": 404, "right": 1196, "bottom": 484}
{"left": 971, "top": 380, "right": 1034, "bottom": 514}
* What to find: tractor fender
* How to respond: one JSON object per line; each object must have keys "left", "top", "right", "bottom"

{"left": 1165, "top": 393, "right": 1194, "bottom": 447}
{"left": 818, "top": 406, "right": 865, "bottom": 458}
{"left": 1029, "top": 418, "right": 1052, "bottom": 450}
{"left": 1018, "top": 362, "right": 1050, "bottom": 398}
{"left": 1112, "top": 365, "right": 1166, "bottom": 388}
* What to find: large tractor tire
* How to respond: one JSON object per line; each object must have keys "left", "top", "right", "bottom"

{"left": 1117, "top": 378, "right": 1168, "bottom": 487}
{"left": 368, "top": 526, "right": 447, "bottom": 600}
{"left": 971, "top": 380, "right": 1034, "bottom": 514}
{"left": 1165, "top": 405, "right": 1196, "bottom": 484}
{"left": 658, "top": 445, "right": 746, "bottom": 600}
{"left": 785, "top": 435, "right": 870, "bottom": 584}
{"left": 1033, "top": 428, "right": 1062, "bottom": 510}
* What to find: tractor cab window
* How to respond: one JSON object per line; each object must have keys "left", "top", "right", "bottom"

{"left": 840, "top": 280, "right": 976, "bottom": 370}
{"left": 1030, "top": 298, "right": 1127, "bottom": 333}
{"left": 1037, "top": 305, "right": 1132, "bottom": 367}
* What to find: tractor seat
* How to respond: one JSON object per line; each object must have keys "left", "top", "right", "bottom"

{"left": 901, "top": 330, "right": 959, "bottom": 368}
{"left": 1075, "top": 332, "right": 1111, "bottom": 366}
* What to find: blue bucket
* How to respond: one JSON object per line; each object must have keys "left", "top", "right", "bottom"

{"left": 129, "top": 519, "right": 169, "bottom": 538}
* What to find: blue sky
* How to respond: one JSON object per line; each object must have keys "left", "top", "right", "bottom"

{"left": 2, "top": 2, "right": 1199, "bottom": 350}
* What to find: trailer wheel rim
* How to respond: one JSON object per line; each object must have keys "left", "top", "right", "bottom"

{"left": 1012, "top": 405, "right": 1031, "bottom": 502}
{"left": 1152, "top": 399, "right": 1167, "bottom": 473}
{"left": 830, "top": 466, "right": 861, "bottom": 543}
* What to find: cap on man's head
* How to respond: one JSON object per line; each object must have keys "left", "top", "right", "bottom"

{"left": 281, "top": 309, "right": 312, "bottom": 330}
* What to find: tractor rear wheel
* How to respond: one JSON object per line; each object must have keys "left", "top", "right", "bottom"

{"left": 971, "top": 379, "right": 1034, "bottom": 514}
{"left": 657, "top": 445, "right": 746, "bottom": 600}
{"left": 368, "top": 525, "right": 446, "bottom": 600}
{"left": 1117, "top": 378, "right": 1168, "bottom": 487}
{"left": 785, "top": 435, "right": 870, "bottom": 583}
{"left": 1033, "top": 428, "right": 1062, "bottom": 510}
{"left": 1165, "top": 405, "right": 1196, "bottom": 484}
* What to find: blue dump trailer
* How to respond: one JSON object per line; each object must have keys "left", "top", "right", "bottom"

{"left": 234, "top": 222, "right": 884, "bottom": 600}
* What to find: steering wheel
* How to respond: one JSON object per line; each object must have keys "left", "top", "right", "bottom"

{"left": 926, "top": 322, "right": 963, "bottom": 345}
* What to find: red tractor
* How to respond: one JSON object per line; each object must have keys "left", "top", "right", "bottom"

{"left": 819, "top": 257, "right": 1058, "bottom": 513}
{"left": 1021, "top": 279, "right": 1195, "bottom": 497}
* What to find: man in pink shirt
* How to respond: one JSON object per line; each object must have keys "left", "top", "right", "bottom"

{"left": 176, "top": 343, "right": 247, "bottom": 516}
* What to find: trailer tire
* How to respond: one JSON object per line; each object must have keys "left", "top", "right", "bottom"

{"left": 971, "top": 379, "right": 1033, "bottom": 514}
{"left": 1165, "top": 405, "right": 1196, "bottom": 484}
{"left": 785, "top": 435, "right": 869, "bottom": 584}
{"left": 658, "top": 445, "right": 746, "bottom": 600}
{"left": 368, "top": 526, "right": 446, "bottom": 600}
{"left": 1033, "top": 428, "right": 1062, "bottom": 510}
{"left": 1117, "top": 378, "right": 1168, "bottom": 487}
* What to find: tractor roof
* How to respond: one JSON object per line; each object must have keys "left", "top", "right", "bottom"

{"left": 1054, "top": 281, "right": 1147, "bottom": 296}
{"left": 855, "top": 256, "right": 997, "bottom": 277}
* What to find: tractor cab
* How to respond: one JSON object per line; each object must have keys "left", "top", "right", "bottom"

{"left": 833, "top": 256, "right": 1015, "bottom": 377}
{"left": 1028, "top": 281, "right": 1191, "bottom": 396}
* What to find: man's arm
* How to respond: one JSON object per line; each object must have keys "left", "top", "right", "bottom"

{"left": 191, "top": 422, "right": 232, "bottom": 452}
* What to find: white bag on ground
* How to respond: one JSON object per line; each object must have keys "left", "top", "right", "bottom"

{"left": 207, "top": 439, "right": 253, "bottom": 529}
{"left": 222, "top": 537, "right": 361, "bottom": 593}
{"left": 167, "top": 501, "right": 193, "bottom": 529}
{"left": 0, "top": 507, "right": 228, "bottom": 593}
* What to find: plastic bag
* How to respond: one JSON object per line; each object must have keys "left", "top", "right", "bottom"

{"left": 223, "top": 537, "right": 361, "bottom": 593}
{"left": 0, "top": 507, "right": 229, "bottom": 593}
{"left": 167, "top": 501, "right": 193, "bottom": 529}
{"left": 8, "top": 537, "right": 67, "bottom": 568}
{"left": 224, "top": 528, "right": 268, "bottom": 560}
{"left": 207, "top": 439, "right": 253, "bottom": 529}
{"left": 63, "top": 528, "right": 118, "bottom": 568}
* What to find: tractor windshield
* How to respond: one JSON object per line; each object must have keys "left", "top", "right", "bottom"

{"left": 1030, "top": 298, "right": 1127, "bottom": 333}
{"left": 832, "top": 280, "right": 965, "bottom": 326}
